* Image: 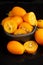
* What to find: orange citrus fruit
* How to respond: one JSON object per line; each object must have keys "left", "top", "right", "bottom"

{"left": 8, "top": 6, "right": 26, "bottom": 17}
{"left": 14, "top": 28, "right": 27, "bottom": 35}
{"left": 19, "top": 22, "right": 33, "bottom": 33}
{"left": 8, "top": 10, "right": 14, "bottom": 17}
{"left": 3, "top": 19, "right": 17, "bottom": 33}
{"left": 24, "top": 41, "right": 38, "bottom": 54}
{"left": 7, "top": 41, "right": 25, "bottom": 55}
{"left": 23, "top": 12, "right": 37, "bottom": 26}
{"left": 1, "top": 17, "right": 11, "bottom": 26}
{"left": 34, "top": 28, "right": 43, "bottom": 45}
{"left": 11, "top": 16, "right": 23, "bottom": 26}
{"left": 37, "top": 19, "right": 43, "bottom": 28}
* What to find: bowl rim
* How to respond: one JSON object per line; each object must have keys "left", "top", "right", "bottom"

{"left": 4, "top": 26, "right": 37, "bottom": 37}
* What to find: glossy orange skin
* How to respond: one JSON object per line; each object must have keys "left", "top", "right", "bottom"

{"left": 37, "top": 19, "right": 43, "bottom": 28}
{"left": 8, "top": 6, "right": 26, "bottom": 17}
{"left": 35, "top": 29, "right": 43, "bottom": 45}
{"left": 11, "top": 16, "right": 23, "bottom": 26}
{"left": 7, "top": 41, "right": 25, "bottom": 55}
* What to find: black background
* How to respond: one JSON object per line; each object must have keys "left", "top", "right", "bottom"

{"left": 0, "top": 0, "right": 43, "bottom": 2}
{"left": 0, "top": 1, "right": 43, "bottom": 65}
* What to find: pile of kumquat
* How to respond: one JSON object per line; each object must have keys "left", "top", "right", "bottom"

{"left": 1, "top": 6, "right": 43, "bottom": 55}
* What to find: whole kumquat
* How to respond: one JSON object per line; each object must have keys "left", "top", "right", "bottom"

{"left": 8, "top": 6, "right": 26, "bottom": 17}
{"left": 37, "top": 19, "right": 43, "bottom": 28}
{"left": 34, "top": 28, "right": 43, "bottom": 45}
{"left": 7, "top": 41, "right": 25, "bottom": 55}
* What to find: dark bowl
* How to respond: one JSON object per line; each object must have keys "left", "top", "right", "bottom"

{"left": 4, "top": 26, "right": 37, "bottom": 42}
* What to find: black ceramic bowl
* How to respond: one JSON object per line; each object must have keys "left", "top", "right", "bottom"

{"left": 4, "top": 26, "right": 36, "bottom": 42}
{"left": 0, "top": 2, "right": 41, "bottom": 42}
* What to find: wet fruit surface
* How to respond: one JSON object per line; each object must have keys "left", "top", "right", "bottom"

{"left": 3, "top": 19, "right": 17, "bottom": 33}
{"left": 23, "top": 12, "right": 37, "bottom": 26}
{"left": 24, "top": 41, "right": 38, "bottom": 54}
{"left": 19, "top": 22, "right": 33, "bottom": 33}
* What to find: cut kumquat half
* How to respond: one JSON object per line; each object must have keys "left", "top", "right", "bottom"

{"left": 19, "top": 22, "right": 33, "bottom": 33}
{"left": 14, "top": 28, "right": 27, "bottom": 35}
{"left": 24, "top": 41, "right": 38, "bottom": 54}
{"left": 23, "top": 12, "right": 37, "bottom": 26}
{"left": 1, "top": 17, "right": 11, "bottom": 26}
{"left": 3, "top": 19, "right": 17, "bottom": 33}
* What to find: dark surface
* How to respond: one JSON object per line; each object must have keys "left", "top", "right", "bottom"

{"left": 0, "top": 2, "right": 43, "bottom": 65}
{"left": 0, "top": 0, "right": 43, "bottom": 2}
